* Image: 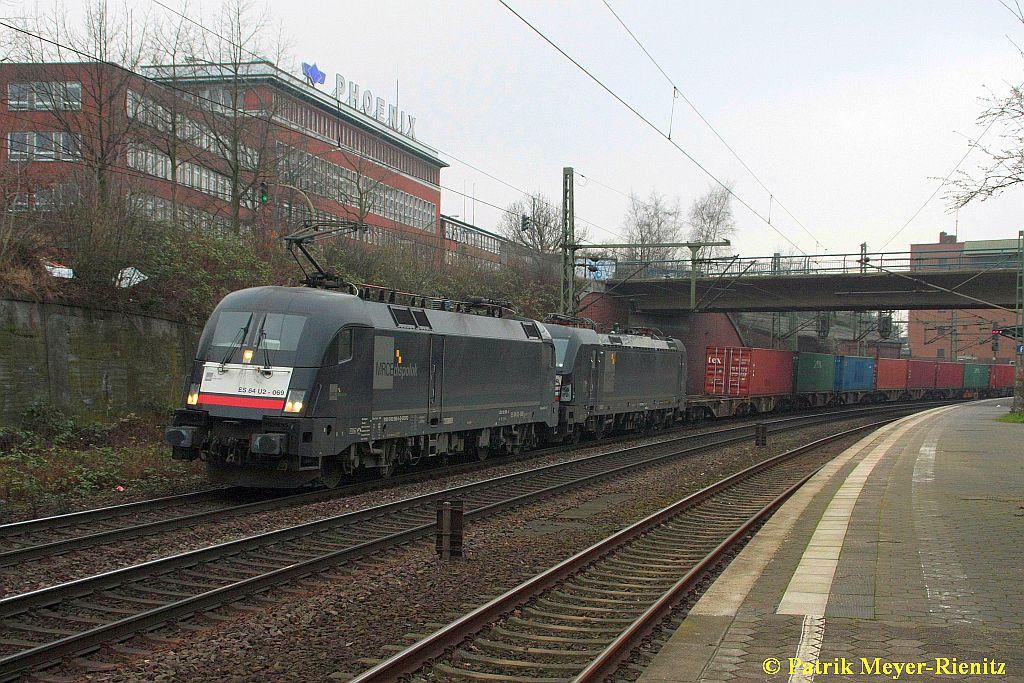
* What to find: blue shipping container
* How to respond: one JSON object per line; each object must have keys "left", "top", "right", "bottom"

{"left": 834, "top": 355, "right": 875, "bottom": 392}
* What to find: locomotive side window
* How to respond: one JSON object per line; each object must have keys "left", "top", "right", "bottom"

{"left": 412, "top": 310, "right": 431, "bottom": 328}
{"left": 552, "top": 338, "right": 569, "bottom": 367}
{"left": 335, "top": 328, "right": 353, "bottom": 363}
{"left": 389, "top": 306, "right": 417, "bottom": 327}
{"left": 522, "top": 322, "right": 542, "bottom": 339}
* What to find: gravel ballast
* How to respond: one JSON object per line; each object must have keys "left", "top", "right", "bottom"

{"left": 35, "top": 417, "right": 887, "bottom": 683}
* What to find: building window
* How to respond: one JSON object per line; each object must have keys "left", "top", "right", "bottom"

{"left": 7, "top": 132, "right": 30, "bottom": 161}
{"left": 7, "top": 81, "right": 82, "bottom": 111}
{"left": 6, "top": 193, "right": 30, "bottom": 212}
{"left": 7, "top": 132, "right": 79, "bottom": 162}
{"left": 937, "top": 348, "right": 945, "bottom": 358}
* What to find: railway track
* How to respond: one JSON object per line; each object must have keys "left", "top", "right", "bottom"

{"left": 0, "top": 402, "right": 943, "bottom": 680}
{"left": 348, "top": 416, "right": 910, "bottom": 683}
{"left": 0, "top": 401, "right": 952, "bottom": 570}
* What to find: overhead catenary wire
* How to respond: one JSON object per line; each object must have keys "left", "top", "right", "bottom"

{"left": 496, "top": 0, "right": 808, "bottom": 255}
{"left": 0, "top": 16, "right": 593, "bottom": 247}
{"left": 600, "top": 0, "right": 827, "bottom": 252}
{"left": 879, "top": 113, "right": 1002, "bottom": 250}
{"left": 145, "top": 0, "right": 628, "bottom": 244}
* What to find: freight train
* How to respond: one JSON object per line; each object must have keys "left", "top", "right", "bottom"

{"left": 165, "top": 284, "right": 1015, "bottom": 488}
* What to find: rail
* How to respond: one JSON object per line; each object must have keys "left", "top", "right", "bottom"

{"left": 348, "top": 417, "right": 908, "bottom": 683}
{"left": 0, "top": 403, "right": 943, "bottom": 681}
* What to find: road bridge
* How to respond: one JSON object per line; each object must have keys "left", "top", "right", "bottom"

{"left": 603, "top": 247, "right": 1021, "bottom": 313}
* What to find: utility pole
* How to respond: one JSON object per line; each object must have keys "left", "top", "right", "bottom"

{"left": 561, "top": 167, "right": 576, "bottom": 315}
{"left": 1015, "top": 230, "right": 1023, "bottom": 413}
{"left": 950, "top": 309, "right": 958, "bottom": 360}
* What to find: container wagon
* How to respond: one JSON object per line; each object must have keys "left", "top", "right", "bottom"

{"left": 874, "top": 358, "right": 909, "bottom": 401}
{"left": 702, "top": 346, "right": 793, "bottom": 416}
{"left": 989, "top": 364, "right": 1015, "bottom": 396}
{"left": 907, "top": 359, "right": 938, "bottom": 393}
{"left": 934, "top": 362, "right": 965, "bottom": 398}
{"left": 962, "top": 363, "right": 991, "bottom": 397}
{"left": 834, "top": 355, "right": 875, "bottom": 403}
{"left": 793, "top": 352, "right": 836, "bottom": 408}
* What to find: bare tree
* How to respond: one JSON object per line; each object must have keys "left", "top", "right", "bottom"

{"left": 0, "top": 166, "right": 36, "bottom": 272}
{"left": 141, "top": 7, "right": 200, "bottom": 229}
{"left": 947, "top": 3, "right": 1024, "bottom": 207}
{"left": 9, "top": 0, "right": 150, "bottom": 199}
{"left": 4, "top": 0, "right": 156, "bottom": 287}
{"left": 687, "top": 182, "right": 736, "bottom": 257}
{"left": 183, "top": 0, "right": 288, "bottom": 234}
{"left": 497, "top": 192, "right": 565, "bottom": 254}
{"left": 949, "top": 83, "right": 1024, "bottom": 207}
{"left": 619, "top": 190, "right": 683, "bottom": 263}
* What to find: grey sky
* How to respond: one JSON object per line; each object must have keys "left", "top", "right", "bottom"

{"left": 34, "top": 0, "right": 1024, "bottom": 255}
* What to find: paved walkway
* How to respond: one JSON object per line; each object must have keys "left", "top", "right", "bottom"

{"left": 638, "top": 400, "right": 1024, "bottom": 683}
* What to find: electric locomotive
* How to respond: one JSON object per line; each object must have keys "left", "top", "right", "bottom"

{"left": 546, "top": 322, "right": 687, "bottom": 442}
{"left": 165, "top": 285, "right": 558, "bottom": 488}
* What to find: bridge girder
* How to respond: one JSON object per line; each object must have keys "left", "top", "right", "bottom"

{"left": 612, "top": 270, "right": 1017, "bottom": 313}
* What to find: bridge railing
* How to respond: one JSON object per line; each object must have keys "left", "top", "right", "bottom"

{"left": 608, "top": 248, "right": 1021, "bottom": 280}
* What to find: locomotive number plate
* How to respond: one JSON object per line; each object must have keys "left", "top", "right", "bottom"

{"left": 200, "top": 362, "right": 293, "bottom": 398}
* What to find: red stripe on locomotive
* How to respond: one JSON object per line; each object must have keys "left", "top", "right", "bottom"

{"left": 197, "top": 393, "right": 286, "bottom": 410}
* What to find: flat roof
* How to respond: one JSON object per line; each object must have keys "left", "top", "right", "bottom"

{"left": 441, "top": 214, "right": 506, "bottom": 242}
{"left": 141, "top": 61, "right": 447, "bottom": 168}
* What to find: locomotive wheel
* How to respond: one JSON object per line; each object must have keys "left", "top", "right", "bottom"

{"left": 319, "top": 456, "right": 347, "bottom": 489}
{"left": 379, "top": 442, "right": 397, "bottom": 479}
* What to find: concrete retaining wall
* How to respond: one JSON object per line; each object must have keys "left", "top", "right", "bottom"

{"left": 0, "top": 299, "right": 200, "bottom": 425}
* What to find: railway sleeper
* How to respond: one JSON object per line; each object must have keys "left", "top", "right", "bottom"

{"left": 431, "top": 662, "right": 562, "bottom": 683}
{"left": 559, "top": 583, "right": 665, "bottom": 600}
{"left": 549, "top": 589, "right": 651, "bottom": 606}
{"left": 536, "top": 597, "right": 644, "bottom": 615}
{"left": 473, "top": 638, "right": 604, "bottom": 658}
{"left": 505, "top": 616, "right": 623, "bottom": 635}
{"left": 520, "top": 606, "right": 636, "bottom": 624}
{"left": 489, "top": 626, "right": 611, "bottom": 647}
{"left": 454, "top": 649, "right": 586, "bottom": 671}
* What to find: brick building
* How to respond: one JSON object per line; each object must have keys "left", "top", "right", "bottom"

{"left": 0, "top": 61, "right": 514, "bottom": 264}
{"left": 907, "top": 231, "right": 1018, "bottom": 362}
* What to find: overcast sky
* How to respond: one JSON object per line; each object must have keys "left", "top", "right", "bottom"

{"left": 27, "top": 0, "right": 1024, "bottom": 256}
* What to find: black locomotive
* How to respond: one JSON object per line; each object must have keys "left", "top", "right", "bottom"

{"left": 547, "top": 323, "right": 687, "bottom": 441}
{"left": 165, "top": 285, "right": 686, "bottom": 488}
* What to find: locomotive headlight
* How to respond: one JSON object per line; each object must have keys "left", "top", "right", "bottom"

{"left": 283, "top": 389, "right": 306, "bottom": 414}
{"left": 186, "top": 383, "right": 200, "bottom": 406}
{"left": 242, "top": 348, "right": 254, "bottom": 363}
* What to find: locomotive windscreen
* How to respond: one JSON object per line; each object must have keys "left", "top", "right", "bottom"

{"left": 553, "top": 338, "right": 570, "bottom": 367}
{"left": 204, "top": 311, "right": 308, "bottom": 362}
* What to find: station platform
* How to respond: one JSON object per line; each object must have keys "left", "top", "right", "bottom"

{"left": 638, "top": 399, "right": 1024, "bottom": 683}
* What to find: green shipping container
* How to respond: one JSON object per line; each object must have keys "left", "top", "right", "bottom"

{"left": 795, "top": 352, "right": 836, "bottom": 392}
{"left": 962, "top": 363, "right": 990, "bottom": 389}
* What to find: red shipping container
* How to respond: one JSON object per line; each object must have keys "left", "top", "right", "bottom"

{"left": 989, "top": 364, "right": 1015, "bottom": 389}
{"left": 875, "top": 358, "right": 909, "bottom": 390}
{"left": 934, "top": 362, "right": 964, "bottom": 389}
{"left": 907, "top": 359, "right": 937, "bottom": 389}
{"left": 704, "top": 346, "right": 793, "bottom": 397}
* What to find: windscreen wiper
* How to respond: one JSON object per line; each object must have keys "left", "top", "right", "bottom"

{"left": 258, "top": 329, "right": 272, "bottom": 370}
{"left": 219, "top": 321, "right": 250, "bottom": 368}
